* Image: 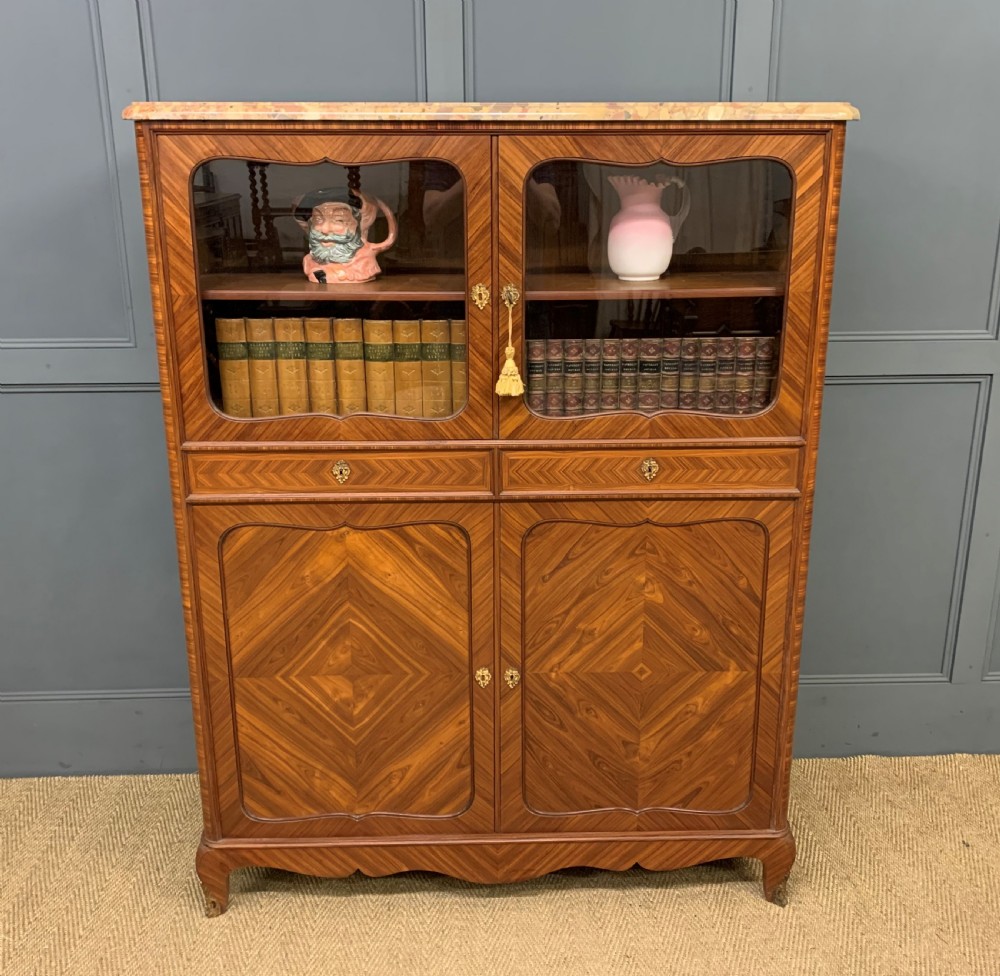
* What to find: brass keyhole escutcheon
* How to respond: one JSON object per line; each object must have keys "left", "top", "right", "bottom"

{"left": 504, "top": 668, "right": 520, "bottom": 689}
{"left": 501, "top": 283, "right": 521, "bottom": 309}
{"left": 640, "top": 458, "right": 660, "bottom": 482}
{"left": 471, "top": 283, "right": 490, "bottom": 310}
{"left": 332, "top": 460, "right": 351, "bottom": 485}
{"left": 475, "top": 667, "right": 492, "bottom": 688}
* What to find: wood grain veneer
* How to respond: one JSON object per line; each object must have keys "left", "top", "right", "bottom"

{"left": 500, "top": 448, "right": 799, "bottom": 496}
{"left": 129, "top": 103, "right": 851, "bottom": 915}
{"left": 187, "top": 450, "right": 492, "bottom": 497}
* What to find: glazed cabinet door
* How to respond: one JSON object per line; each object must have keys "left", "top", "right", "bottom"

{"left": 497, "top": 130, "right": 834, "bottom": 441}
{"left": 499, "top": 499, "right": 796, "bottom": 833}
{"left": 147, "top": 130, "right": 493, "bottom": 442}
{"left": 190, "top": 501, "right": 494, "bottom": 837}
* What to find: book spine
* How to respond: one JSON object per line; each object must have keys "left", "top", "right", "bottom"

{"left": 363, "top": 318, "right": 396, "bottom": 415}
{"left": 562, "top": 338, "right": 584, "bottom": 417}
{"left": 525, "top": 339, "right": 547, "bottom": 415}
{"left": 303, "top": 317, "right": 336, "bottom": 414}
{"left": 638, "top": 337, "right": 662, "bottom": 414}
{"left": 245, "top": 317, "right": 280, "bottom": 417}
{"left": 393, "top": 319, "right": 423, "bottom": 418}
{"left": 753, "top": 335, "right": 778, "bottom": 411}
{"left": 583, "top": 337, "right": 602, "bottom": 415}
{"left": 619, "top": 337, "right": 639, "bottom": 411}
{"left": 450, "top": 319, "right": 468, "bottom": 413}
{"left": 735, "top": 336, "right": 757, "bottom": 415}
{"left": 679, "top": 336, "right": 699, "bottom": 410}
{"left": 215, "top": 318, "right": 253, "bottom": 418}
{"left": 274, "top": 318, "right": 309, "bottom": 415}
{"left": 715, "top": 336, "right": 736, "bottom": 414}
{"left": 600, "top": 338, "right": 621, "bottom": 412}
{"left": 659, "top": 337, "right": 680, "bottom": 410}
{"left": 333, "top": 317, "right": 366, "bottom": 414}
{"left": 421, "top": 319, "right": 452, "bottom": 418}
{"left": 696, "top": 336, "right": 718, "bottom": 412}
{"left": 545, "top": 338, "right": 565, "bottom": 417}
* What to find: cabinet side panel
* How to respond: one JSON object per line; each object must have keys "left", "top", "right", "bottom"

{"left": 776, "top": 125, "right": 847, "bottom": 821}
{"left": 136, "top": 123, "right": 219, "bottom": 834}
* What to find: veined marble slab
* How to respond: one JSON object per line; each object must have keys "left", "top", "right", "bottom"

{"left": 123, "top": 101, "right": 859, "bottom": 122}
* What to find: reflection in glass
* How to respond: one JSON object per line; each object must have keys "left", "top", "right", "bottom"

{"left": 193, "top": 159, "right": 467, "bottom": 420}
{"left": 522, "top": 159, "right": 791, "bottom": 417}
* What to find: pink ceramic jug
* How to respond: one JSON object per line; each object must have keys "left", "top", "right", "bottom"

{"left": 607, "top": 176, "right": 691, "bottom": 281}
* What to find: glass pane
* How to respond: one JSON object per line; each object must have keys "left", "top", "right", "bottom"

{"left": 522, "top": 159, "right": 791, "bottom": 418}
{"left": 193, "top": 159, "right": 467, "bottom": 420}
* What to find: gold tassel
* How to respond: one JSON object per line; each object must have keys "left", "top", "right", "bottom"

{"left": 495, "top": 283, "right": 524, "bottom": 396}
{"left": 495, "top": 344, "right": 524, "bottom": 396}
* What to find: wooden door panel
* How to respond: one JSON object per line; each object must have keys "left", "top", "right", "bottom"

{"left": 192, "top": 501, "right": 494, "bottom": 837}
{"left": 497, "top": 131, "right": 830, "bottom": 442}
{"left": 152, "top": 132, "right": 494, "bottom": 443}
{"left": 500, "top": 499, "right": 795, "bottom": 833}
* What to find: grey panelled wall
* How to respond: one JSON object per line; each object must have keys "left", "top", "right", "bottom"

{"left": 774, "top": 0, "right": 1000, "bottom": 753}
{"left": 1, "top": 0, "right": 998, "bottom": 774}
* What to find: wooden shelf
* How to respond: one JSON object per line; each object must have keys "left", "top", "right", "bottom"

{"left": 200, "top": 272, "right": 466, "bottom": 302}
{"left": 525, "top": 271, "right": 785, "bottom": 301}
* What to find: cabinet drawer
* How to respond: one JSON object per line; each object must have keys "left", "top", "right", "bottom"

{"left": 187, "top": 450, "right": 493, "bottom": 497}
{"left": 500, "top": 448, "right": 800, "bottom": 495}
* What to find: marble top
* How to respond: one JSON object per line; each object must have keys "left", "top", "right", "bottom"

{"left": 123, "top": 101, "right": 859, "bottom": 122}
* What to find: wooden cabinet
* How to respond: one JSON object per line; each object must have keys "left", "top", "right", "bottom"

{"left": 125, "top": 100, "right": 855, "bottom": 915}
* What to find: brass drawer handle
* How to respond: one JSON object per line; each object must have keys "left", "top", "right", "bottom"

{"left": 504, "top": 667, "right": 520, "bottom": 689}
{"left": 475, "top": 668, "right": 491, "bottom": 688}
{"left": 640, "top": 458, "right": 660, "bottom": 482}
{"left": 332, "top": 460, "right": 351, "bottom": 484}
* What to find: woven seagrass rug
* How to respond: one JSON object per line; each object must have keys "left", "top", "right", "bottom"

{"left": 2, "top": 755, "right": 998, "bottom": 976}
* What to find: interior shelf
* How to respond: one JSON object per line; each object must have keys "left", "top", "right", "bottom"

{"left": 199, "top": 272, "right": 466, "bottom": 302}
{"left": 524, "top": 271, "right": 786, "bottom": 301}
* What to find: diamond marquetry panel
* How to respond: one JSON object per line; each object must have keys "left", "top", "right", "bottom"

{"left": 221, "top": 521, "right": 472, "bottom": 820}
{"left": 500, "top": 499, "right": 796, "bottom": 834}
{"left": 522, "top": 519, "right": 764, "bottom": 815}
{"left": 191, "top": 502, "right": 495, "bottom": 838}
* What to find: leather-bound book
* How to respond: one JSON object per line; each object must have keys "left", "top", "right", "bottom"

{"left": 545, "top": 338, "right": 565, "bottom": 417}
{"left": 526, "top": 339, "right": 547, "bottom": 415}
{"left": 583, "top": 337, "right": 602, "bottom": 414}
{"left": 420, "top": 319, "right": 452, "bottom": 418}
{"left": 696, "top": 336, "right": 718, "bottom": 412}
{"left": 618, "top": 337, "right": 639, "bottom": 410}
{"left": 214, "top": 318, "right": 252, "bottom": 418}
{"left": 333, "top": 317, "right": 366, "bottom": 414}
{"left": 562, "top": 338, "right": 584, "bottom": 417}
{"left": 304, "top": 317, "right": 336, "bottom": 414}
{"left": 638, "top": 337, "right": 662, "bottom": 414}
{"left": 274, "top": 318, "right": 309, "bottom": 415}
{"left": 245, "top": 317, "right": 280, "bottom": 417}
{"left": 715, "top": 336, "right": 736, "bottom": 414}
{"left": 393, "top": 319, "right": 423, "bottom": 418}
{"left": 450, "top": 319, "right": 468, "bottom": 413}
{"left": 599, "top": 337, "right": 621, "bottom": 412}
{"left": 363, "top": 318, "right": 395, "bottom": 414}
{"left": 660, "top": 336, "right": 681, "bottom": 409}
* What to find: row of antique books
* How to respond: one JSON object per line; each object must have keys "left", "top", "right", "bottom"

{"left": 215, "top": 317, "right": 467, "bottom": 418}
{"left": 525, "top": 335, "right": 779, "bottom": 415}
